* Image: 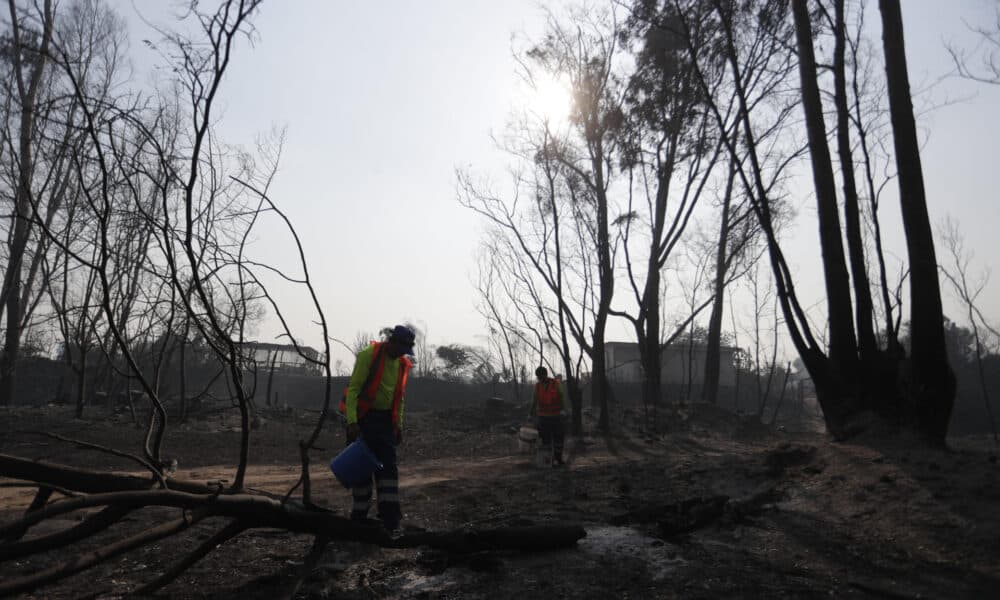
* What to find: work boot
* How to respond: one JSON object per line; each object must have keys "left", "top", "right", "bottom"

{"left": 383, "top": 519, "right": 403, "bottom": 537}
{"left": 553, "top": 455, "right": 565, "bottom": 467}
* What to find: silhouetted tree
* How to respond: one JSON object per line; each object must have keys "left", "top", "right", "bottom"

{"left": 0, "top": 0, "right": 54, "bottom": 407}
{"left": 657, "top": 0, "right": 955, "bottom": 443}
{"left": 792, "top": 0, "right": 862, "bottom": 423}
{"left": 460, "top": 6, "right": 625, "bottom": 433}
{"left": 879, "top": 0, "right": 955, "bottom": 443}
{"left": 613, "top": 2, "right": 726, "bottom": 422}
{"left": 524, "top": 6, "right": 625, "bottom": 432}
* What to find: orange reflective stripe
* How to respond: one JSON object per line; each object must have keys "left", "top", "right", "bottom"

{"left": 391, "top": 358, "right": 410, "bottom": 426}
{"left": 343, "top": 344, "right": 410, "bottom": 426}
{"left": 363, "top": 343, "right": 387, "bottom": 401}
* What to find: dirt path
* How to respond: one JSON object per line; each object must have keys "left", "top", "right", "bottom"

{"left": 2, "top": 408, "right": 999, "bottom": 599}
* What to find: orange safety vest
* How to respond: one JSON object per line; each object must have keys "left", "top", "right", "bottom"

{"left": 535, "top": 377, "right": 562, "bottom": 416}
{"left": 338, "top": 341, "right": 412, "bottom": 426}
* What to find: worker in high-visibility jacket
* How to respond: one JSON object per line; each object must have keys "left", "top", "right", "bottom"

{"left": 529, "top": 365, "right": 566, "bottom": 467}
{"left": 340, "top": 325, "right": 415, "bottom": 533}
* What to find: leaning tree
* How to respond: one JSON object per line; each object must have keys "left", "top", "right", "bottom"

{"left": 657, "top": 0, "right": 954, "bottom": 443}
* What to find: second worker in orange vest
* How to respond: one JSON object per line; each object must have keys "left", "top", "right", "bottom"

{"left": 530, "top": 366, "right": 566, "bottom": 467}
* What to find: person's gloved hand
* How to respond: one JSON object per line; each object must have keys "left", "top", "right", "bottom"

{"left": 395, "top": 428, "right": 403, "bottom": 445}
{"left": 346, "top": 423, "right": 360, "bottom": 444}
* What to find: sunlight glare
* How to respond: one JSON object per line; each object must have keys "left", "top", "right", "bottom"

{"left": 526, "top": 75, "right": 573, "bottom": 127}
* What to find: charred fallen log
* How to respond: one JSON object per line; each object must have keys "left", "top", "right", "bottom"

{"left": 0, "top": 453, "right": 216, "bottom": 495}
{"left": 0, "top": 453, "right": 586, "bottom": 598}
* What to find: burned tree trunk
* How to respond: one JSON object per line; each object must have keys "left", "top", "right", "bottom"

{"left": 179, "top": 329, "right": 189, "bottom": 422}
{"left": 791, "top": 0, "right": 860, "bottom": 402}
{"left": 832, "top": 0, "right": 906, "bottom": 423}
{"left": 0, "top": 0, "right": 54, "bottom": 408}
{"left": 592, "top": 167, "right": 614, "bottom": 433}
{"left": 703, "top": 162, "right": 737, "bottom": 405}
{"left": 641, "top": 266, "right": 664, "bottom": 421}
{"left": 878, "top": 0, "right": 955, "bottom": 444}
{"left": 74, "top": 353, "right": 88, "bottom": 419}
{"left": 833, "top": 0, "right": 879, "bottom": 369}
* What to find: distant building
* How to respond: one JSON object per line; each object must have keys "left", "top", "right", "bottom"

{"left": 605, "top": 341, "right": 737, "bottom": 389}
{"left": 242, "top": 342, "right": 323, "bottom": 374}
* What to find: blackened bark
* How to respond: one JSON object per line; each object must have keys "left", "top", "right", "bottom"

{"left": 0, "top": 453, "right": 215, "bottom": 495}
{"left": 703, "top": 162, "right": 736, "bottom": 404}
{"left": 833, "top": 0, "right": 879, "bottom": 366}
{"left": 592, "top": 324, "right": 611, "bottom": 432}
{"left": 878, "top": 0, "right": 955, "bottom": 444}
{"left": 566, "top": 374, "right": 583, "bottom": 435}
{"left": 0, "top": 1, "right": 54, "bottom": 407}
{"left": 642, "top": 267, "right": 663, "bottom": 421}
{"left": 592, "top": 140, "right": 614, "bottom": 433}
{"left": 791, "top": 0, "right": 859, "bottom": 386}
{"left": 74, "top": 353, "right": 88, "bottom": 419}
{"left": 179, "top": 330, "right": 188, "bottom": 422}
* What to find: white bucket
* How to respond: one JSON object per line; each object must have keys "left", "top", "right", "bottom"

{"left": 517, "top": 426, "right": 538, "bottom": 453}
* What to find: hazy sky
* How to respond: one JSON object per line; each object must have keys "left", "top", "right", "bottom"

{"left": 113, "top": 0, "right": 1000, "bottom": 368}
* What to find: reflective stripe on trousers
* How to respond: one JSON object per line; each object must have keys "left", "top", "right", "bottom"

{"left": 348, "top": 410, "right": 401, "bottom": 529}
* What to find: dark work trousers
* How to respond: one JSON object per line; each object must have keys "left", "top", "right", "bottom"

{"left": 536, "top": 415, "right": 564, "bottom": 463}
{"left": 350, "top": 410, "right": 401, "bottom": 530}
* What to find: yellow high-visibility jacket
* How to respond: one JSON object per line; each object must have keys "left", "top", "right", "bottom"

{"left": 344, "top": 343, "right": 409, "bottom": 427}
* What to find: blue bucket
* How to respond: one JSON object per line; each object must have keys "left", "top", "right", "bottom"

{"left": 329, "top": 439, "right": 383, "bottom": 488}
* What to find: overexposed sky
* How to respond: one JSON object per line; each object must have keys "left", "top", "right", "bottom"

{"left": 113, "top": 0, "right": 1000, "bottom": 367}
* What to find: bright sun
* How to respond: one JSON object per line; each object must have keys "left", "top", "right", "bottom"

{"left": 525, "top": 75, "right": 573, "bottom": 127}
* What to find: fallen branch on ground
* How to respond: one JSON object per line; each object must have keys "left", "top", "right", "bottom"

{"left": 28, "top": 431, "right": 167, "bottom": 486}
{"left": 0, "top": 453, "right": 217, "bottom": 495}
{"left": 0, "top": 453, "right": 586, "bottom": 598}
{"left": 132, "top": 518, "right": 248, "bottom": 596}
{"left": 0, "top": 508, "right": 209, "bottom": 597}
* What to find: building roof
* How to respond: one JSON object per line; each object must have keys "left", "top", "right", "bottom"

{"left": 605, "top": 340, "right": 739, "bottom": 352}
{"left": 242, "top": 341, "right": 320, "bottom": 356}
